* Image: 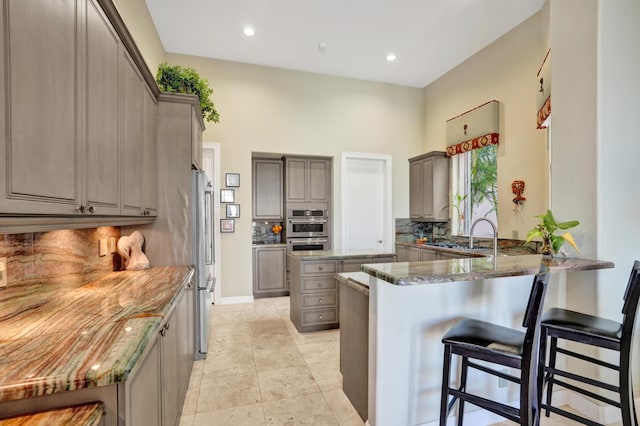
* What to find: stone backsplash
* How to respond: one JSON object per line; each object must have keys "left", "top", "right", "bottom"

{"left": 252, "top": 221, "right": 284, "bottom": 244}
{"left": 0, "top": 227, "right": 120, "bottom": 287}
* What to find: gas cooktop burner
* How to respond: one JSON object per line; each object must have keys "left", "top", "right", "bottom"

{"left": 427, "top": 242, "right": 485, "bottom": 251}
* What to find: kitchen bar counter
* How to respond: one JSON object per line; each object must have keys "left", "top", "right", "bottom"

{"left": 0, "top": 266, "right": 194, "bottom": 403}
{"left": 362, "top": 254, "right": 613, "bottom": 286}
{"left": 0, "top": 402, "right": 104, "bottom": 426}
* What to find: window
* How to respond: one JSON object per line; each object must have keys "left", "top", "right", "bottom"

{"left": 451, "top": 144, "right": 498, "bottom": 236}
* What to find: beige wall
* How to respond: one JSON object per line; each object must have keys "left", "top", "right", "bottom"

{"left": 423, "top": 10, "right": 550, "bottom": 240}
{"left": 166, "top": 54, "right": 424, "bottom": 298}
{"left": 112, "top": 0, "right": 165, "bottom": 75}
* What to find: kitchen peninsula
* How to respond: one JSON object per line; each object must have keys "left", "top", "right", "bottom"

{"left": 347, "top": 255, "right": 613, "bottom": 426}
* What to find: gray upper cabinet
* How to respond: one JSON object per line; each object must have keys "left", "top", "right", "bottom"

{"left": 252, "top": 158, "right": 283, "bottom": 220}
{"left": 285, "top": 157, "right": 331, "bottom": 205}
{"left": 0, "top": 0, "right": 81, "bottom": 214}
{"left": 191, "top": 109, "right": 203, "bottom": 170}
{"left": 0, "top": 0, "right": 160, "bottom": 229}
{"left": 409, "top": 151, "right": 449, "bottom": 221}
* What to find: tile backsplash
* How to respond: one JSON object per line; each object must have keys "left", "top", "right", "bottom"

{"left": 0, "top": 227, "right": 120, "bottom": 286}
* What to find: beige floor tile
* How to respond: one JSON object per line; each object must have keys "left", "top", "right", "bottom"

{"left": 291, "top": 329, "right": 340, "bottom": 346}
{"left": 181, "top": 376, "right": 201, "bottom": 415}
{"left": 197, "top": 373, "right": 262, "bottom": 412}
{"left": 210, "top": 320, "right": 250, "bottom": 339}
{"left": 248, "top": 319, "right": 291, "bottom": 336}
{"left": 179, "top": 414, "right": 195, "bottom": 426}
{"left": 323, "top": 389, "right": 365, "bottom": 426}
{"left": 193, "top": 404, "right": 266, "bottom": 426}
{"left": 245, "top": 308, "right": 282, "bottom": 321}
{"left": 307, "top": 360, "right": 343, "bottom": 391}
{"left": 189, "top": 359, "right": 205, "bottom": 379}
{"left": 263, "top": 393, "right": 338, "bottom": 425}
{"left": 297, "top": 340, "right": 340, "bottom": 364}
{"left": 257, "top": 365, "right": 321, "bottom": 401}
{"left": 211, "top": 309, "right": 247, "bottom": 323}
{"left": 202, "top": 349, "right": 255, "bottom": 377}
{"left": 254, "top": 343, "right": 306, "bottom": 371}
{"left": 251, "top": 332, "right": 297, "bottom": 350}
{"left": 208, "top": 332, "right": 252, "bottom": 355}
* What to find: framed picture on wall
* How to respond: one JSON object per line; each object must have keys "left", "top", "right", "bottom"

{"left": 225, "top": 173, "right": 240, "bottom": 187}
{"left": 220, "top": 219, "right": 235, "bottom": 233}
{"left": 226, "top": 204, "right": 240, "bottom": 218}
{"left": 220, "top": 189, "right": 235, "bottom": 203}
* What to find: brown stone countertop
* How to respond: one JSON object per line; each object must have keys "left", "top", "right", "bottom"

{"left": 0, "top": 266, "right": 194, "bottom": 403}
{"left": 0, "top": 402, "right": 103, "bottom": 425}
{"left": 287, "top": 249, "right": 397, "bottom": 261}
{"left": 361, "top": 255, "right": 614, "bottom": 286}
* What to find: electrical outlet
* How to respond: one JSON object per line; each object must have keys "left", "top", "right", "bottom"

{"left": 0, "top": 257, "right": 7, "bottom": 289}
{"left": 108, "top": 237, "right": 117, "bottom": 253}
{"left": 99, "top": 238, "right": 108, "bottom": 257}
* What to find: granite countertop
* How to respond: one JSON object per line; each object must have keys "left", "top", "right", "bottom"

{"left": 395, "top": 241, "right": 535, "bottom": 257}
{"left": 287, "top": 249, "right": 397, "bottom": 261}
{"left": 362, "top": 255, "right": 614, "bottom": 286}
{"left": 336, "top": 272, "right": 371, "bottom": 295}
{"left": 0, "top": 402, "right": 104, "bottom": 425}
{"left": 0, "top": 266, "right": 194, "bottom": 403}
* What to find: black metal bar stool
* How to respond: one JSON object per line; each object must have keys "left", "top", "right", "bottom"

{"left": 439, "top": 269, "right": 550, "bottom": 425}
{"left": 538, "top": 261, "right": 640, "bottom": 426}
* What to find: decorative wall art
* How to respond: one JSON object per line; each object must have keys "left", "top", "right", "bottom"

{"left": 226, "top": 204, "right": 240, "bottom": 218}
{"left": 220, "top": 189, "right": 235, "bottom": 203}
{"left": 225, "top": 173, "right": 240, "bottom": 187}
{"left": 220, "top": 219, "right": 235, "bottom": 233}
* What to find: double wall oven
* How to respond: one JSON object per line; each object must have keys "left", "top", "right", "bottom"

{"left": 286, "top": 209, "right": 329, "bottom": 251}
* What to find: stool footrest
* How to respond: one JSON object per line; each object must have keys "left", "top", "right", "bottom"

{"left": 556, "top": 346, "right": 619, "bottom": 371}
{"left": 546, "top": 366, "right": 620, "bottom": 395}
{"left": 542, "top": 404, "right": 603, "bottom": 426}
{"left": 548, "top": 376, "right": 621, "bottom": 408}
{"left": 449, "top": 387, "right": 519, "bottom": 423}
{"left": 467, "top": 361, "right": 520, "bottom": 384}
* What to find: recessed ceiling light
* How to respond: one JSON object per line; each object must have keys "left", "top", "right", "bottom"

{"left": 243, "top": 27, "right": 255, "bottom": 37}
{"left": 386, "top": 53, "right": 397, "bottom": 62}
{"left": 318, "top": 42, "right": 328, "bottom": 52}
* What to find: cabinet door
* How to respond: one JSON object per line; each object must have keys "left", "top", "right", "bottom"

{"left": 128, "top": 336, "right": 161, "bottom": 426}
{"left": 396, "top": 246, "right": 408, "bottom": 262}
{"left": 161, "top": 308, "right": 180, "bottom": 426}
{"left": 0, "top": 0, "right": 81, "bottom": 214}
{"left": 307, "top": 159, "right": 330, "bottom": 203}
{"left": 120, "top": 49, "right": 144, "bottom": 215}
{"left": 408, "top": 247, "right": 422, "bottom": 262}
{"left": 421, "top": 157, "right": 435, "bottom": 218}
{"left": 409, "top": 161, "right": 424, "bottom": 219}
{"left": 253, "top": 247, "right": 287, "bottom": 295}
{"left": 421, "top": 249, "right": 438, "bottom": 261}
{"left": 285, "top": 158, "right": 307, "bottom": 203}
{"left": 253, "top": 159, "right": 283, "bottom": 220}
{"left": 85, "top": 0, "right": 120, "bottom": 215}
{"left": 176, "top": 285, "right": 193, "bottom": 404}
{"left": 339, "top": 258, "right": 366, "bottom": 273}
{"left": 191, "top": 107, "right": 202, "bottom": 170}
{"left": 142, "top": 85, "right": 158, "bottom": 215}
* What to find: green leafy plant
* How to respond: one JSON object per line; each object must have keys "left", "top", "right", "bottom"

{"left": 156, "top": 63, "right": 219, "bottom": 123}
{"left": 525, "top": 209, "right": 580, "bottom": 255}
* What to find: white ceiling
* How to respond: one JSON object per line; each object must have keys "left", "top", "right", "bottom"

{"left": 146, "top": 0, "right": 544, "bottom": 88}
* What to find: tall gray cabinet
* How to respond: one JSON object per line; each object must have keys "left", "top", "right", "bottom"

{"left": 409, "top": 151, "right": 449, "bottom": 221}
{"left": 252, "top": 158, "right": 284, "bottom": 220}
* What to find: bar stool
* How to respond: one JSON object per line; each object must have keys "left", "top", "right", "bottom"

{"left": 439, "top": 270, "right": 550, "bottom": 425}
{"left": 538, "top": 261, "right": 640, "bottom": 426}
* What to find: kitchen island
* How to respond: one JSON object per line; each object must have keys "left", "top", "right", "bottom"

{"left": 287, "top": 250, "right": 396, "bottom": 332}
{"left": 348, "top": 255, "right": 613, "bottom": 426}
{"left": 0, "top": 266, "right": 195, "bottom": 425}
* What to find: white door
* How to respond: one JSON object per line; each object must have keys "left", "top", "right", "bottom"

{"left": 341, "top": 153, "right": 392, "bottom": 251}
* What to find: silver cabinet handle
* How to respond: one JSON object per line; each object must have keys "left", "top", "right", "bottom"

{"left": 319, "top": 298, "right": 323, "bottom": 303}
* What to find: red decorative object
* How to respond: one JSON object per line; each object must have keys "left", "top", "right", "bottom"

{"left": 446, "top": 133, "right": 499, "bottom": 157}
{"left": 512, "top": 180, "right": 526, "bottom": 205}
{"left": 537, "top": 96, "right": 551, "bottom": 129}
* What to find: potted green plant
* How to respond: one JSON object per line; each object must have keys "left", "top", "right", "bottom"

{"left": 156, "top": 63, "right": 219, "bottom": 123}
{"left": 525, "top": 209, "right": 580, "bottom": 256}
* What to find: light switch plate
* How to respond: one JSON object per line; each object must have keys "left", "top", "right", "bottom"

{"left": 0, "top": 257, "right": 7, "bottom": 288}
{"left": 99, "top": 239, "right": 108, "bottom": 257}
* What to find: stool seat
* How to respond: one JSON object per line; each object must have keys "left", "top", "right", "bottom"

{"left": 442, "top": 318, "right": 525, "bottom": 357}
{"left": 541, "top": 307, "right": 622, "bottom": 343}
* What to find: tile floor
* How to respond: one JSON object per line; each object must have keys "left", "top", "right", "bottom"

{"left": 178, "top": 296, "right": 620, "bottom": 425}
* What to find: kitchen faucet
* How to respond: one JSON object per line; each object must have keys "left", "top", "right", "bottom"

{"left": 469, "top": 218, "right": 498, "bottom": 258}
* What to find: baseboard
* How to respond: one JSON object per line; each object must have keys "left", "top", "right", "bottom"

{"left": 218, "top": 295, "right": 254, "bottom": 305}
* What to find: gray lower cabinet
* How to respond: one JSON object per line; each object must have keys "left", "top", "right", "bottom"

{"left": 289, "top": 258, "right": 339, "bottom": 332}
{"left": 408, "top": 247, "right": 422, "bottom": 262}
{"left": 125, "top": 280, "right": 193, "bottom": 426}
{"left": 338, "top": 257, "right": 396, "bottom": 273}
{"left": 396, "top": 243, "right": 474, "bottom": 262}
{"left": 253, "top": 246, "right": 288, "bottom": 298}
{"left": 396, "top": 245, "right": 408, "bottom": 262}
{"left": 421, "top": 249, "right": 438, "bottom": 261}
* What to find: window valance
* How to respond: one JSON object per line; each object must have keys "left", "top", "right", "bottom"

{"left": 536, "top": 49, "right": 551, "bottom": 129}
{"left": 446, "top": 100, "right": 500, "bottom": 157}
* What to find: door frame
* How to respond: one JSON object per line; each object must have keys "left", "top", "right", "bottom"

{"left": 341, "top": 152, "right": 393, "bottom": 252}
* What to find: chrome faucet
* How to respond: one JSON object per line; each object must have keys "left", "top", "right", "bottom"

{"left": 469, "top": 218, "right": 498, "bottom": 258}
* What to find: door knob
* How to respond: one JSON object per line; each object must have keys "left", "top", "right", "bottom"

{"left": 377, "top": 240, "right": 383, "bottom": 244}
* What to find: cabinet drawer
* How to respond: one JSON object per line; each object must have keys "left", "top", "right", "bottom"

{"left": 302, "top": 308, "right": 338, "bottom": 326}
{"left": 302, "top": 261, "right": 337, "bottom": 275}
{"left": 301, "top": 277, "right": 337, "bottom": 292}
{"left": 302, "top": 291, "right": 337, "bottom": 308}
